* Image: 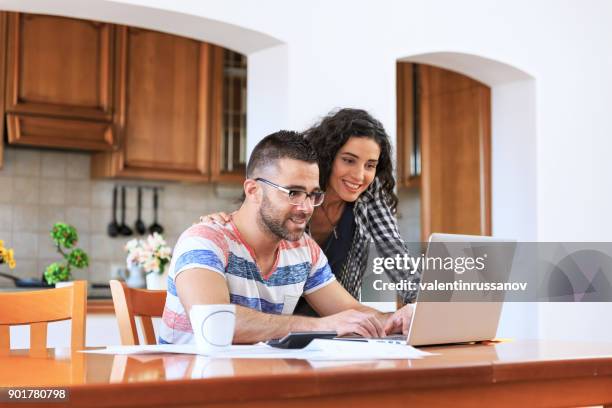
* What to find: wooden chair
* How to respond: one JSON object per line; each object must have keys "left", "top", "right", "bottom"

{"left": 109, "top": 280, "right": 166, "bottom": 345}
{"left": 0, "top": 280, "right": 87, "bottom": 353}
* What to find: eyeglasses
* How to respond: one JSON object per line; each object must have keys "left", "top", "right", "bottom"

{"left": 255, "top": 178, "right": 325, "bottom": 207}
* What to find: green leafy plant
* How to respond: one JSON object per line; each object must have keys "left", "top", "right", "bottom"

{"left": 44, "top": 223, "right": 90, "bottom": 285}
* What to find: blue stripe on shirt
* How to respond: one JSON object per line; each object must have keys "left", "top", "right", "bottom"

{"left": 304, "top": 263, "right": 333, "bottom": 292}
{"left": 167, "top": 275, "right": 177, "bottom": 296}
{"left": 175, "top": 249, "right": 224, "bottom": 274}
{"left": 226, "top": 253, "right": 310, "bottom": 286}
{"left": 229, "top": 293, "right": 284, "bottom": 314}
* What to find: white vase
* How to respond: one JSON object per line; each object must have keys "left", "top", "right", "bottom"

{"left": 146, "top": 270, "right": 168, "bottom": 290}
{"left": 125, "top": 263, "right": 146, "bottom": 288}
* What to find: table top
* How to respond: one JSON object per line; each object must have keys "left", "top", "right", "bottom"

{"left": 2, "top": 340, "right": 612, "bottom": 407}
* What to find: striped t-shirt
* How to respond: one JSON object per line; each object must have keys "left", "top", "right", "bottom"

{"left": 159, "top": 221, "right": 335, "bottom": 344}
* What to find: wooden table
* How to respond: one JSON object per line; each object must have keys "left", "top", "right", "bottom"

{"left": 1, "top": 340, "right": 612, "bottom": 407}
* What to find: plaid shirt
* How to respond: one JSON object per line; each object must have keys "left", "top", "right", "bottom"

{"left": 337, "top": 177, "right": 420, "bottom": 303}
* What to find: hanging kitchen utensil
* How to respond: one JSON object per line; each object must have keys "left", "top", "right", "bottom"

{"left": 107, "top": 186, "right": 120, "bottom": 237}
{"left": 134, "top": 186, "right": 146, "bottom": 235}
{"left": 149, "top": 187, "right": 164, "bottom": 234}
{"left": 119, "top": 186, "right": 133, "bottom": 236}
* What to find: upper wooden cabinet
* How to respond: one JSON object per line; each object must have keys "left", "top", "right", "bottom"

{"left": 91, "top": 27, "right": 223, "bottom": 181}
{"left": 0, "top": 12, "right": 240, "bottom": 182}
{"left": 4, "top": 13, "right": 118, "bottom": 150}
{"left": 211, "top": 50, "right": 247, "bottom": 183}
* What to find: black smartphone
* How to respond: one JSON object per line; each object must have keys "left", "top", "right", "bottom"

{"left": 267, "top": 331, "right": 338, "bottom": 349}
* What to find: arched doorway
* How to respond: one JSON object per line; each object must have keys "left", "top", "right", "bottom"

{"left": 397, "top": 52, "right": 536, "bottom": 242}
{"left": 395, "top": 52, "right": 537, "bottom": 339}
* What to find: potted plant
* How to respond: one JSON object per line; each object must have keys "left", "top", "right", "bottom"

{"left": 125, "top": 232, "right": 172, "bottom": 290}
{"left": 44, "top": 223, "right": 90, "bottom": 286}
{"left": 0, "top": 240, "right": 16, "bottom": 270}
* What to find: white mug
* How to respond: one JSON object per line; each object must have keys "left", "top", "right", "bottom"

{"left": 189, "top": 304, "right": 236, "bottom": 354}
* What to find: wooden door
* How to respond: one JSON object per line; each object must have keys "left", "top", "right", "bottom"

{"left": 396, "top": 62, "right": 418, "bottom": 188}
{"left": 419, "top": 65, "right": 491, "bottom": 241}
{"left": 4, "top": 13, "right": 117, "bottom": 150}
{"left": 91, "top": 27, "right": 221, "bottom": 181}
{"left": 0, "top": 12, "right": 7, "bottom": 169}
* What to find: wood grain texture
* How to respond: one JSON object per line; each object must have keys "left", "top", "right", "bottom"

{"left": 0, "top": 12, "right": 6, "bottom": 169}
{"left": 2, "top": 340, "right": 612, "bottom": 407}
{"left": 110, "top": 280, "right": 165, "bottom": 345}
{"left": 0, "top": 281, "right": 87, "bottom": 352}
{"left": 4, "top": 12, "right": 116, "bottom": 151}
{"left": 419, "top": 65, "right": 492, "bottom": 241}
{"left": 396, "top": 62, "right": 414, "bottom": 187}
{"left": 87, "top": 299, "right": 116, "bottom": 315}
{"left": 0, "top": 325, "right": 8, "bottom": 353}
{"left": 5, "top": 13, "right": 113, "bottom": 119}
{"left": 123, "top": 28, "right": 200, "bottom": 170}
{"left": 91, "top": 28, "right": 221, "bottom": 182}
{"left": 209, "top": 47, "right": 245, "bottom": 182}
{"left": 6, "top": 114, "right": 114, "bottom": 150}
{"left": 209, "top": 45, "right": 226, "bottom": 181}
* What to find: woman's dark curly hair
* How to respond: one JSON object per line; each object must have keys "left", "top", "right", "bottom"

{"left": 304, "top": 108, "right": 399, "bottom": 213}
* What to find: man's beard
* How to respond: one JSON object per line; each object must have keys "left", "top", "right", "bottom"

{"left": 258, "top": 194, "right": 308, "bottom": 241}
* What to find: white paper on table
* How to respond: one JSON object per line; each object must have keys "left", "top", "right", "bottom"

{"left": 82, "top": 339, "right": 433, "bottom": 361}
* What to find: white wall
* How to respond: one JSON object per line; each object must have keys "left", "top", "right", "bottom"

{"left": 491, "top": 80, "right": 539, "bottom": 339}
{"left": 246, "top": 44, "right": 289, "bottom": 157}
{"left": 3, "top": 0, "right": 612, "bottom": 341}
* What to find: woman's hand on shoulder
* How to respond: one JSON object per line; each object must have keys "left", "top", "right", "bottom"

{"left": 198, "top": 212, "right": 231, "bottom": 225}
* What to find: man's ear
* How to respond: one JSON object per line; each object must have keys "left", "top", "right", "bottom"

{"left": 243, "top": 179, "right": 260, "bottom": 203}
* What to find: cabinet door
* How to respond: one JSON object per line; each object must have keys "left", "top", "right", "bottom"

{"left": 5, "top": 13, "right": 116, "bottom": 150}
{"left": 210, "top": 48, "right": 246, "bottom": 183}
{"left": 92, "top": 27, "right": 219, "bottom": 181}
{"left": 419, "top": 65, "right": 491, "bottom": 241}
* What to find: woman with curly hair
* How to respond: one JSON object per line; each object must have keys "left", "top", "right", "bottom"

{"left": 201, "top": 108, "right": 419, "bottom": 333}
{"left": 297, "top": 108, "right": 419, "bottom": 314}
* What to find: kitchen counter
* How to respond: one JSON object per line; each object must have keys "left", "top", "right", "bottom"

{"left": 87, "top": 299, "right": 115, "bottom": 314}
{"left": 0, "top": 283, "right": 112, "bottom": 299}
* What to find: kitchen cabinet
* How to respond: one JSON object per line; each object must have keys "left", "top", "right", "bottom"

{"left": 397, "top": 63, "right": 491, "bottom": 241}
{"left": 91, "top": 27, "right": 224, "bottom": 182}
{"left": 1, "top": 12, "right": 243, "bottom": 182}
{"left": 211, "top": 49, "right": 247, "bottom": 183}
{"left": 4, "top": 13, "right": 118, "bottom": 151}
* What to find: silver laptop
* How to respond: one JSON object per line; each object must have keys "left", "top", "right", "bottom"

{"left": 406, "top": 233, "right": 516, "bottom": 346}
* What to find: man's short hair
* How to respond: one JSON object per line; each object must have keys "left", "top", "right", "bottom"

{"left": 246, "top": 130, "right": 318, "bottom": 178}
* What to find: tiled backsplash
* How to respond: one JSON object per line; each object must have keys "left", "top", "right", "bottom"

{"left": 0, "top": 147, "right": 243, "bottom": 283}
{"left": 0, "top": 146, "right": 420, "bottom": 284}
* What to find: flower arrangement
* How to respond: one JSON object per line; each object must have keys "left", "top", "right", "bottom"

{"left": 44, "top": 223, "right": 90, "bottom": 285}
{"left": 125, "top": 233, "right": 172, "bottom": 275}
{"left": 0, "top": 240, "right": 16, "bottom": 269}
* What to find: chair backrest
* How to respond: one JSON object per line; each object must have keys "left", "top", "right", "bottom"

{"left": 0, "top": 281, "right": 87, "bottom": 353}
{"left": 109, "top": 280, "right": 166, "bottom": 345}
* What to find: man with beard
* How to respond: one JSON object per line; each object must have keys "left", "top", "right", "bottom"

{"left": 160, "top": 131, "right": 401, "bottom": 344}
